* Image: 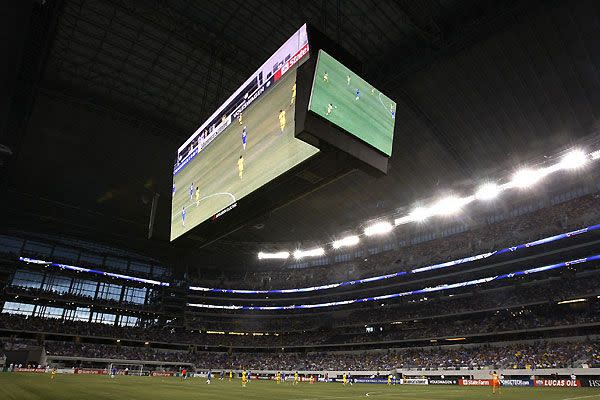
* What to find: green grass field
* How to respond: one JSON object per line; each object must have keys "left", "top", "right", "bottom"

{"left": 309, "top": 49, "right": 396, "bottom": 156}
{"left": 1, "top": 374, "right": 599, "bottom": 400}
{"left": 171, "top": 68, "right": 319, "bottom": 240}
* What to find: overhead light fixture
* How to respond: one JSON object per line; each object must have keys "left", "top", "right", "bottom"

{"left": 258, "top": 251, "right": 290, "bottom": 260}
{"left": 293, "top": 247, "right": 325, "bottom": 259}
{"left": 476, "top": 182, "right": 501, "bottom": 201}
{"left": 557, "top": 298, "right": 586, "bottom": 305}
{"left": 394, "top": 215, "right": 411, "bottom": 226}
{"left": 431, "top": 196, "right": 472, "bottom": 216}
{"left": 364, "top": 222, "right": 393, "bottom": 236}
{"left": 511, "top": 168, "right": 545, "bottom": 188}
{"left": 332, "top": 235, "right": 360, "bottom": 249}
{"left": 446, "top": 337, "right": 466, "bottom": 341}
{"left": 408, "top": 207, "right": 431, "bottom": 222}
{"left": 560, "top": 149, "right": 587, "bottom": 170}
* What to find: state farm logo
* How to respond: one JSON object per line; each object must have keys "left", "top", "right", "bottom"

{"left": 460, "top": 379, "right": 491, "bottom": 386}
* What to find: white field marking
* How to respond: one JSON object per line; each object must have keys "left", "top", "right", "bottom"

{"left": 175, "top": 192, "right": 236, "bottom": 217}
{"left": 562, "top": 395, "right": 600, "bottom": 400}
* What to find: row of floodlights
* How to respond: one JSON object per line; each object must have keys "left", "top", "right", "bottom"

{"left": 258, "top": 149, "right": 597, "bottom": 260}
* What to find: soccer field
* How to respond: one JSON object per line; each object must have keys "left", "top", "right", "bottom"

{"left": 309, "top": 49, "right": 396, "bottom": 156}
{"left": 171, "top": 68, "right": 318, "bottom": 240}
{"left": 1, "top": 374, "right": 598, "bottom": 400}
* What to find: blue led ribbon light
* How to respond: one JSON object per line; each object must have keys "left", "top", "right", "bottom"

{"left": 189, "top": 223, "right": 600, "bottom": 294}
{"left": 18, "top": 257, "right": 170, "bottom": 286}
{"left": 187, "top": 253, "right": 600, "bottom": 310}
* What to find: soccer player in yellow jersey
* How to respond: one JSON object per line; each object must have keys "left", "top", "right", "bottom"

{"left": 387, "top": 374, "right": 392, "bottom": 386}
{"left": 51, "top": 367, "right": 57, "bottom": 380}
{"left": 342, "top": 373, "right": 347, "bottom": 386}
{"left": 291, "top": 83, "right": 296, "bottom": 105}
{"left": 326, "top": 103, "right": 334, "bottom": 116}
{"left": 238, "top": 113, "right": 243, "bottom": 125}
{"left": 237, "top": 155, "right": 244, "bottom": 180}
{"left": 242, "top": 370, "right": 247, "bottom": 387}
{"left": 276, "top": 371, "right": 281, "bottom": 384}
{"left": 294, "top": 371, "right": 299, "bottom": 385}
{"left": 229, "top": 370, "right": 233, "bottom": 381}
{"left": 195, "top": 186, "right": 200, "bottom": 206}
{"left": 278, "top": 109, "right": 286, "bottom": 132}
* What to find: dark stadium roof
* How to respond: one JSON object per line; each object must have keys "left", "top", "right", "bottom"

{"left": 3, "top": 0, "right": 600, "bottom": 267}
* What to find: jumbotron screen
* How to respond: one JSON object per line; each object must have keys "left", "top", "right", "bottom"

{"left": 171, "top": 25, "right": 318, "bottom": 241}
{"left": 309, "top": 50, "right": 396, "bottom": 156}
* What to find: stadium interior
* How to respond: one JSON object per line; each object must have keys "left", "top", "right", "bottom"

{"left": 2, "top": 0, "right": 600, "bottom": 398}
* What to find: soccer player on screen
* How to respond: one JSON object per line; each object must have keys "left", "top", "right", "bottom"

{"left": 279, "top": 109, "right": 286, "bottom": 132}
{"left": 172, "top": 183, "right": 176, "bottom": 197}
{"left": 326, "top": 103, "right": 334, "bottom": 116}
{"left": 355, "top": 88, "right": 360, "bottom": 100}
{"left": 238, "top": 155, "right": 244, "bottom": 180}
{"left": 294, "top": 371, "right": 299, "bottom": 385}
{"left": 323, "top": 72, "right": 328, "bottom": 82}
{"left": 238, "top": 112, "right": 243, "bottom": 125}
{"left": 195, "top": 186, "right": 200, "bottom": 206}
{"left": 242, "top": 126, "right": 247, "bottom": 150}
{"left": 346, "top": 74, "right": 351, "bottom": 85}
{"left": 242, "top": 370, "right": 247, "bottom": 387}
{"left": 181, "top": 205, "right": 186, "bottom": 226}
{"left": 390, "top": 104, "right": 396, "bottom": 119}
{"left": 189, "top": 182, "right": 194, "bottom": 200}
{"left": 291, "top": 83, "right": 296, "bottom": 105}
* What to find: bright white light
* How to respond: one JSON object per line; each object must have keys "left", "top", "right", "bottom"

{"left": 408, "top": 207, "right": 431, "bottom": 222}
{"left": 394, "top": 215, "right": 412, "bottom": 226}
{"left": 560, "top": 149, "right": 587, "bottom": 170}
{"left": 476, "top": 182, "right": 501, "bottom": 200}
{"left": 431, "top": 196, "right": 470, "bottom": 215}
{"left": 591, "top": 149, "right": 600, "bottom": 160}
{"left": 293, "top": 247, "right": 325, "bottom": 259}
{"left": 258, "top": 251, "right": 290, "bottom": 260}
{"left": 332, "top": 235, "right": 360, "bottom": 249}
{"left": 364, "top": 222, "right": 393, "bottom": 236}
{"left": 511, "top": 168, "right": 545, "bottom": 188}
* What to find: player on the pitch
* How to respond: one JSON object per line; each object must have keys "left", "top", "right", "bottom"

{"left": 172, "top": 183, "right": 176, "bottom": 197}
{"left": 189, "top": 182, "right": 194, "bottom": 201}
{"left": 390, "top": 104, "right": 396, "bottom": 119}
{"left": 278, "top": 109, "right": 286, "bottom": 132}
{"left": 238, "top": 112, "right": 243, "bottom": 125}
{"left": 242, "top": 370, "right": 248, "bottom": 387}
{"left": 291, "top": 82, "right": 296, "bottom": 105}
{"left": 206, "top": 369, "right": 212, "bottom": 384}
{"left": 387, "top": 374, "right": 392, "bottom": 386}
{"left": 323, "top": 71, "right": 329, "bottom": 82}
{"left": 50, "top": 367, "right": 57, "bottom": 380}
{"left": 229, "top": 370, "right": 233, "bottom": 381}
{"left": 242, "top": 126, "right": 247, "bottom": 150}
{"left": 355, "top": 88, "right": 360, "bottom": 100}
{"left": 293, "top": 371, "right": 299, "bottom": 385}
{"left": 326, "top": 103, "right": 335, "bottom": 116}
{"left": 181, "top": 205, "right": 186, "bottom": 226}
{"left": 195, "top": 186, "right": 200, "bottom": 206}
{"left": 238, "top": 155, "right": 244, "bottom": 180}
{"left": 346, "top": 74, "right": 351, "bottom": 85}
{"left": 276, "top": 371, "right": 281, "bottom": 384}
{"left": 490, "top": 370, "right": 500, "bottom": 394}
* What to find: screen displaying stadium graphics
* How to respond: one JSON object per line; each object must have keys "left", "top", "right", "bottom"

{"left": 171, "top": 25, "right": 318, "bottom": 241}
{"left": 309, "top": 49, "right": 396, "bottom": 156}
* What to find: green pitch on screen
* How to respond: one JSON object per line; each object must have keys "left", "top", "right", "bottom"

{"left": 309, "top": 50, "right": 396, "bottom": 156}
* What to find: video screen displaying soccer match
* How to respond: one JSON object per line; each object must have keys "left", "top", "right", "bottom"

{"left": 170, "top": 26, "right": 317, "bottom": 241}
{"left": 309, "top": 50, "right": 396, "bottom": 156}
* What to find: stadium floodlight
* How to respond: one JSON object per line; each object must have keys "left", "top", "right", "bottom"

{"left": 364, "top": 222, "right": 393, "bottom": 236}
{"left": 293, "top": 247, "right": 325, "bottom": 259}
{"left": 560, "top": 149, "right": 587, "bottom": 170}
{"left": 591, "top": 149, "right": 600, "bottom": 160}
{"left": 408, "top": 207, "right": 432, "bottom": 222}
{"left": 557, "top": 298, "right": 586, "bottom": 305}
{"left": 258, "top": 251, "right": 290, "bottom": 260}
{"left": 431, "top": 196, "right": 471, "bottom": 216}
{"left": 332, "top": 235, "right": 360, "bottom": 249}
{"left": 394, "top": 215, "right": 411, "bottom": 226}
{"left": 476, "top": 182, "right": 501, "bottom": 201}
{"left": 511, "top": 168, "right": 545, "bottom": 188}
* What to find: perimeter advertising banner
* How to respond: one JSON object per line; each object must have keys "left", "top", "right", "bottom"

{"left": 534, "top": 379, "right": 581, "bottom": 387}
